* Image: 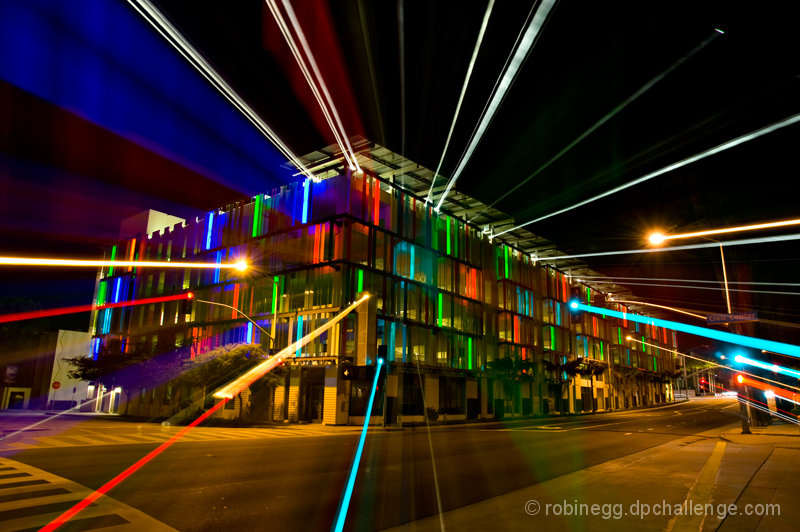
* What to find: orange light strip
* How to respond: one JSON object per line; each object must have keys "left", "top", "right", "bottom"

{"left": 0, "top": 257, "right": 248, "bottom": 270}
{"left": 654, "top": 218, "right": 800, "bottom": 243}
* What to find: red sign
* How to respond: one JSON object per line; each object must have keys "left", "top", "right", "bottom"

{"left": 52, "top": 381, "right": 61, "bottom": 389}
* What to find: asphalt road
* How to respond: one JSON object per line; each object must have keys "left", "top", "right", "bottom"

{"left": 1, "top": 397, "right": 741, "bottom": 531}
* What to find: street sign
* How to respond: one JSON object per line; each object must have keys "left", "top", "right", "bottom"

{"left": 706, "top": 311, "right": 758, "bottom": 324}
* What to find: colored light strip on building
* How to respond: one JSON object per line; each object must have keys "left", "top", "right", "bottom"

{"left": 252, "top": 195, "right": 262, "bottom": 237}
{"left": 468, "top": 337, "right": 473, "bottom": 370}
{"left": 438, "top": 292, "right": 443, "bottom": 327}
{"left": 108, "top": 245, "right": 117, "bottom": 276}
{"left": 357, "top": 269, "right": 364, "bottom": 292}
{"left": 574, "top": 302, "right": 800, "bottom": 358}
{"left": 296, "top": 316, "right": 304, "bottom": 357}
{"left": 302, "top": 178, "right": 310, "bottom": 224}
{"left": 333, "top": 357, "right": 384, "bottom": 532}
{"left": 205, "top": 212, "right": 214, "bottom": 250}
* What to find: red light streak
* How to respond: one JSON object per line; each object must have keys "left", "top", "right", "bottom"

{"left": 40, "top": 397, "right": 229, "bottom": 531}
{"left": 0, "top": 293, "right": 192, "bottom": 324}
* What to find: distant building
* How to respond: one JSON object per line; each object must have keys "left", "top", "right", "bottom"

{"left": 90, "top": 143, "right": 677, "bottom": 423}
{"left": 1, "top": 330, "right": 91, "bottom": 411}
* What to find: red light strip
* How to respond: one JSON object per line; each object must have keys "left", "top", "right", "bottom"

{"left": 40, "top": 397, "right": 229, "bottom": 531}
{"left": 0, "top": 293, "right": 192, "bottom": 324}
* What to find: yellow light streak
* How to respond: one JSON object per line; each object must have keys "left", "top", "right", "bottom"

{"left": 649, "top": 218, "right": 800, "bottom": 245}
{"left": 213, "top": 294, "right": 370, "bottom": 399}
{"left": 0, "top": 257, "right": 247, "bottom": 269}
{"left": 611, "top": 299, "right": 706, "bottom": 320}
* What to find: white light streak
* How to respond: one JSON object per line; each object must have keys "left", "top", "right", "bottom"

{"left": 473, "top": 29, "right": 722, "bottom": 222}
{"left": 127, "top": 0, "right": 314, "bottom": 179}
{"left": 427, "top": 0, "right": 495, "bottom": 203}
{"left": 537, "top": 232, "right": 800, "bottom": 261}
{"left": 267, "top": 0, "right": 360, "bottom": 171}
{"left": 435, "top": 0, "right": 557, "bottom": 210}
{"left": 498, "top": 111, "right": 800, "bottom": 236}
{"left": 578, "top": 275, "right": 800, "bottom": 287}
{"left": 610, "top": 300, "right": 706, "bottom": 320}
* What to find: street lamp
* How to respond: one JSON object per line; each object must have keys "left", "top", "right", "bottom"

{"left": 648, "top": 231, "right": 732, "bottom": 315}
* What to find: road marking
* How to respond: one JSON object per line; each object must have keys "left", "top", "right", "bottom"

{"left": 0, "top": 458, "right": 176, "bottom": 531}
{"left": 666, "top": 440, "right": 726, "bottom": 532}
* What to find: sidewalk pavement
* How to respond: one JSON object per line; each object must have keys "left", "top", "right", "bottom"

{"left": 382, "top": 420, "right": 800, "bottom": 532}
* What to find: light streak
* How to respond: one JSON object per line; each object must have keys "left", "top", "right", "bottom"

{"left": 126, "top": 0, "right": 314, "bottom": 179}
{"left": 578, "top": 275, "right": 800, "bottom": 287}
{"left": 213, "top": 295, "right": 370, "bottom": 399}
{"left": 734, "top": 354, "right": 800, "bottom": 379}
{"left": 265, "top": 0, "right": 359, "bottom": 170}
{"left": 427, "top": 0, "right": 495, "bottom": 203}
{"left": 739, "top": 395, "right": 799, "bottom": 425}
{"left": 435, "top": 0, "right": 557, "bottom": 210}
{"left": 576, "top": 302, "right": 800, "bottom": 358}
{"left": 0, "top": 292, "right": 194, "bottom": 324}
{"left": 40, "top": 397, "right": 230, "bottom": 531}
{"left": 0, "top": 390, "right": 114, "bottom": 442}
{"left": 196, "top": 299, "right": 273, "bottom": 341}
{"left": 473, "top": 29, "right": 722, "bottom": 222}
{"left": 497, "top": 111, "right": 800, "bottom": 236}
{"left": 629, "top": 338, "right": 800, "bottom": 393}
{"left": 649, "top": 218, "right": 800, "bottom": 244}
{"left": 536, "top": 232, "right": 800, "bottom": 262}
{"left": 603, "top": 280, "right": 800, "bottom": 297}
{"left": 332, "top": 358, "right": 384, "bottom": 532}
{"left": 0, "top": 257, "right": 248, "bottom": 270}
{"left": 611, "top": 300, "right": 706, "bottom": 320}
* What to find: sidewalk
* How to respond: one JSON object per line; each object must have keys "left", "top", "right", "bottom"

{"left": 382, "top": 420, "right": 800, "bottom": 531}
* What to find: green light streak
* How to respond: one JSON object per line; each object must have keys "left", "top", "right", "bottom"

{"left": 438, "top": 292, "right": 443, "bottom": 327}
{"left": 271, "top": 276, "right": 279, "bottom": 317}
{"left": 357, "top": 269, "right": 364, "bottom": 293}
{"left": 252, "top": 195, "right": 262, "bottom": 237}
{"left": 446, "top": 217, "right": 451, "bottom": 255}
{"left": 468, "top": 337, "right": 473, "bottom": 370}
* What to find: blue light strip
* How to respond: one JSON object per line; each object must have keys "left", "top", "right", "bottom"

{"left": 246, "top": 321, "right": 253, "bottom": 344}
{"left": 296, "top": 316, "right": 304, "bottom": 357}
{"left": 574, "top": 302, "right": 800, "bottom": 358}
{"left": 206, "top": 212, "right": 214, "bottom": 250}
{"left": 301, "top": 178, "right": 310, "bottom": 224}
{"left": 333, "top": 358, "right": 384, "bottom": 532}
{"left": 735, "top": 354, "right": 800, "bottom": 379}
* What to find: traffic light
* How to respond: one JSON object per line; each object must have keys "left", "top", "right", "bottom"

{"left": 182, "top": 292, "right": 194, "bottom": 315}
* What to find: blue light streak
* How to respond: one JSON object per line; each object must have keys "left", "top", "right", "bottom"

{"left": 575, "top": 303, "right": 800, "bottom": 358}
{"left": 301, "top": 178, "right": 310, "bottom": 224}
{"left": 734, "top": 354, "right": 800, "bottom": 379}
{"left": 333, "top": 358, "right": 384, "bottom": 532}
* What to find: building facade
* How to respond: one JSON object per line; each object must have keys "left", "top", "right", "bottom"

{"left": 91, "top": 169, "right": 678, "bottom": 424}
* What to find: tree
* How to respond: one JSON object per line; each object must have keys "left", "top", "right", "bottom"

{"left": 66, "top": 338, "right": 188, "bottom": 415}
{"left": 181, "top": 343, "right": 286, "bottom": 421}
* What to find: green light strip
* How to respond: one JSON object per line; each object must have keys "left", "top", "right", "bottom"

{"left": 438, "top": 292, "right": 443, "bottom": 327}
{"left": 357, "top": 269, "right": 364, "bottom": 293}
{"left": 97, "top": 281, "right": 107, "bottom": 306}
{"left": 550, "top": 326, "right": 555, "bottom": 350}
{"left": 108, "top": 245, "right": 117, "bottom": 276}
{"left": 252, "top": 195, "right": 262, "bottom": 237}
{"left": 504, "top": 246, "right": 509, "bottom": 279}
{"left": 446, "top": 217, "right": 451, "bottom": 255}
{"left": 468, "top": 337, "right": 473, "bottom": 370}
{"left": 271, "top": 276, "right": 279, "bottom": 316}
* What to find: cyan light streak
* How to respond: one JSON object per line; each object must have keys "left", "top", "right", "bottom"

{"left": 435, "top": 0, "right": 556, "bottom": 210}
{"left": 580, "top": 274, "right": 800, "bottom": 287}
{"left": 734, "top": 354, "right": 800, "bottom": 379}
{"left": 575, "top": 302, "right": 800, "bottom": 358}
{"left": 333, "top": 357, "right": 384, "bottom": 532}
{"left": 499, "top": 111, "right": 800, "bottom": 236}
{"left": 427, "top": 0, "right": 495, "bottom": 203}
{"left": 205, "top": 212, "right": 214, "bottom": 250}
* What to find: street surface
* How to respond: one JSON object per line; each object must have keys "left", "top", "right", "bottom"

{"left": 1, "top": 397, "right": 742, "bottom": 531}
